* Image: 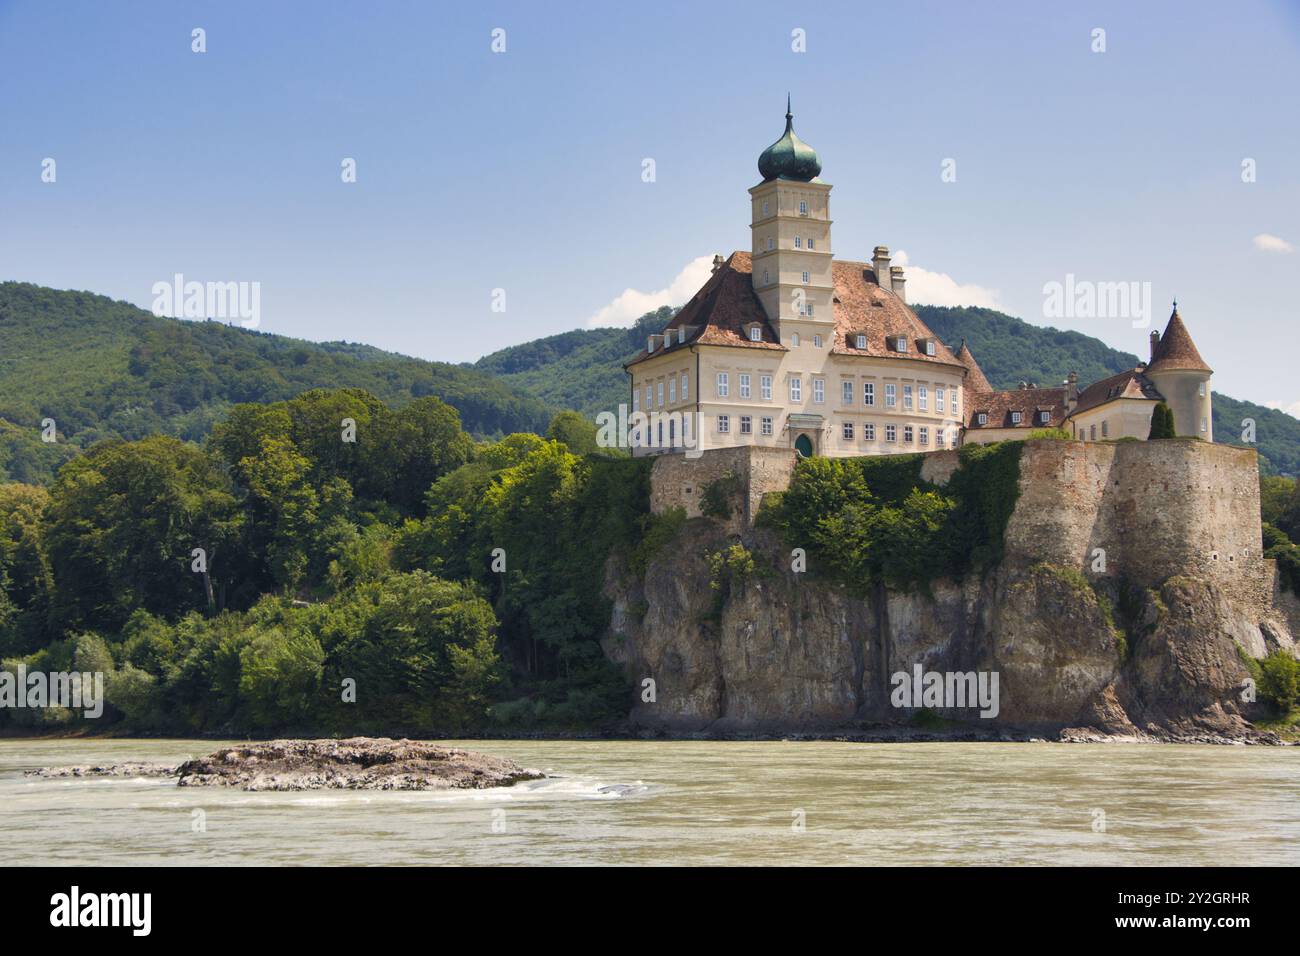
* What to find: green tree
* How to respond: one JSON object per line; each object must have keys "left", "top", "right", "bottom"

{"left": 44, "top": 436, "right": 243, "bottom": 630}
{"left": 546, "top": 410, "right": 600, "bottom": 456}
{"left": 1148, "top": 402, "right": 1177, "bottom": 439}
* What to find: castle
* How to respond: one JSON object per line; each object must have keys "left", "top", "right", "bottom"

{"left": 626, "top": 102, "right": 1213, "bottom": 458}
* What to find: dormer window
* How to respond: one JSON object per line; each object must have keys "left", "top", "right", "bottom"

{"left": 1011, "top": 411, "right": 1022, "bottom": 424}
{"left": 895, "top": 336, "right": 907, "bottom": 352}
{"left": 855, "top": 334, "right": 866, "bottom": 349}
{"left": 749, "top": 326, "right": 761, "bottom": 342}
{"left": 1039, "top": 411, "right": 1050, "bottom": 424}
{"left": 977, "top": 413, "right": 988, "bottom": 425}
{"left": 925, "top": 340, "right": 936, "bottom": 356}
{"left": 678, "top": 327, "right": 686, "bottom": 344}
{"left": 647, "top": 336, "right": 656, "bottom": 353}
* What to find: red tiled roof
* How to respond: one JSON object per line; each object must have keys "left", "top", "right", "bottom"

{"left": 627, "top": 251, "right": 966, "bottom": 370}
{"left": 1071, "top": 368, "right": 1162, "bottom": 416}
{"left": 966, "top": 385, "right": 1069, "bottom": 430}
{"left": 954, "top": 341, "right": 994, "bottom": 393}
{"left": 1146, "top": 308, "right": 1211, "bottom": 374}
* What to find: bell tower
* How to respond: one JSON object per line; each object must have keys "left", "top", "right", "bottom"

{"left": 748, "top": 98, "right": 834, "bottom": 337}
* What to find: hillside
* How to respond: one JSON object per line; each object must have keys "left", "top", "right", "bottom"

{"left": 0, "top": 282, "right": 553, "bottom": 482}
{"left": 476, "top": 303, "right": 1300, "bottom": 476}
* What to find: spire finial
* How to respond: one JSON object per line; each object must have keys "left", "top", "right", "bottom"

{"left": 786, "top": 93, "right": 792, "bottom": 118}
{"left": 1172, "top": 297, "right": 1178, "bottom": 313}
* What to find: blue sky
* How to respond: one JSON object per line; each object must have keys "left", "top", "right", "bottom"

{"left": 1, "top": 0, "right": 1297, "bottom": 409}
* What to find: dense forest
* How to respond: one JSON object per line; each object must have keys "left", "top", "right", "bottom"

{"left": 0, "top": 390, "right": 658, "bottom": 735}
{"left": 0, "top": 282, "right": 554, "bottom": 484}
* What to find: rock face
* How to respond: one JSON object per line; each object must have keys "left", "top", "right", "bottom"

{"left": 607, "top": 440, "right": 1292, "bottom": 742}
{"left": 174, "top": 738, "right": 544, "bottom": 791}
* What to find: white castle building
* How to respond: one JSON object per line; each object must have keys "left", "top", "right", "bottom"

{"left": 625, "top": 102, "right": 1213, "bottom": 457}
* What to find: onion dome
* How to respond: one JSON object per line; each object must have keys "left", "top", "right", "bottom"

{"left": 757, "top": 96, "right": 822, "bottom": 182}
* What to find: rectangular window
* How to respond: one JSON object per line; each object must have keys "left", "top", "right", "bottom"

{"left": 657, "top": 382, "right": 664, "bottom": 406}
{"left": 885, "top": 384, "right": 896, "bottom": 408}
{"left": 919, "top": 426, "right": 929, "bottom": 445}
{"left": 669, "top": 379, "right": 676, "bottom": 404}
{"left": 716, "top": 372, "right": 729, "bottom": 398}
{"left": 1101, "top": 420, "right": 1109, "bottom": 437}
{"left": 903, "top": 385, "right": 913, "bottom": 410}
{"left": 633, "top": 390, "right": 640, "bottom": 412}
{"left": 801, "top": 271, "right": 810, "bottom": 284}
{"left": 1201, "top": 417, "right": 1208, "bottom": 433}
{"left": 919, "top": 386, "right": 928, "bottom": 411}
{"left": 740, "top": 415, "right": 752, "bottom": 435}
{"left": 799, "top": 200, "right": 808, "bottom": 214}
{"left": 739, "top": 373, "right": 751, "bottom": 399}
{"left": 681, "top": 373, "right": 688, "bottom": 401}
{"left": 864, "top": 382, "right": 875, "bottom": 406}
{"left": 813, "top": 334, "right": 822, "bottom": 348}
{"left": 790, "top": 377, "right": 802, "bottom": 402}
{"left": 977, "top": 413, "right": 988, "bottom": 426}
{"left": 813, "top": 379, "right": 825, "bottom": 404}
{"left": 761, "top": 375, "right": 772, "bottom": 400}
{"left": 718, "top": 415, "right": 730, "bottom": 433}
{"left": 806, "top": 303, "right": 814, "bottom": 317}
{"left": 842, "top": 381, "right": 854, "bottom": 405}
{"left": 864, "top": 423, "right": 876, "bottom": 441}
{"left": 904, "top": 425, "right": 914, "bottom": 443}
{"left": 794, "top": 236, "right": 802, "bottom": 248}
{"left": 885, "top": 424, "right": 897, "bottom": 442}
{"left": 808, "top": 238, "right": 815, "bottom": 250}
{"left": 855, "top": 334, "right": 866, "bottom": 349}
{"left": 760, "top": 416, "right": 773, "bottom": 436}
{"left": 1199, "top": 382, "right": 1206, "bottom": 397}
{"left": 1090, "top": 424, "right": 1097, "bottom": 440}
{"left": 896, "top": 336, "right": 907, "bottom": 352}
{"left": 936, "top": 388, "right": 945, "bottom": 412}
{"left": 952, "top": 389, "right": 959, "bottom": 414}
{"left": 762, "top": 200, "right": 769, "bottom": 216}
{"left": 645, "top": 386, "right": 652, "bottom": 408}
{"left": 936, "top": 430, "right": 945, "bottom": 448}
{"left": 926, "top": 341, "right": 936, "bottom": 356}
{"left": 1011, "top": 411, "right": 1021, "bottom": 424}
{"left": 749, "top": 326, "right": 761, "bottom": 342}
{"left": 842, "top": 422, "right": 854, "bottom": 440}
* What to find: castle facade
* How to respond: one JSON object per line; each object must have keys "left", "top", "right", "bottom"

{"left": 625, "top": 104, "right": 1213, "bottom": 457}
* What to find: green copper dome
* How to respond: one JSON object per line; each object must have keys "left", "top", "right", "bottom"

{"left": 757, "top": 97, "right": 822, "bottom": 182}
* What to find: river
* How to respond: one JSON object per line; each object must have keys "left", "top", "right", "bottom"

{"left": 3, "top": 738, "right": 1296, "bottom": 866}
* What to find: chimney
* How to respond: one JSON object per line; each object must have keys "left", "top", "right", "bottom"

{"left": 1149, "top": 329, "right": 1160, "bottom": 361}
{"left": 1066, "top": 372, "right": 1078, "bottom": 413}
{"left": 890, "top": 266, "right": 906, "bottom": 302}
{"left": 872, "top": 246, "right": 891, "bottom": 287}
{"left": 711, "top": 254, "right": 724, "bottom": 274}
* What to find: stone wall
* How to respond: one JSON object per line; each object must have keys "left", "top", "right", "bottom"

{"left": 649, "top": 446, "right": 796, "bottom": 524}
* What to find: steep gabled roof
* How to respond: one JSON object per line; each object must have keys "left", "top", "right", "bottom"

{"left": 624, "top": 252, "right": 784, "bottom": 368}
{"left": 1146, "top": 307, "right": 1211, "bottom": 374}
{"left": 953, "top": 340, "right": 994, "bottom": 393}
{"left": 627, "top": 251, "right": 967, "bottom": 371}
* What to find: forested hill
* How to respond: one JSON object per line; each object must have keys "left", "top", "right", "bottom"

{"left": 0, "top": 282, "right": 553, "bottom": 482}
{"left": 476, "top": 303, "right": 1300, "bottom": 476}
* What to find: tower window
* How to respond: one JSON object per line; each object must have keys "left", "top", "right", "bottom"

{"left": 808, "top": 238, "right": 816, "bottom": 250}
{"left": 802, "top": 271, "right": 810, "bottom": 284}
{"left": 1199, "top": 382, "right": 1206, "bottom": 397}
{"left": 813, "top": 334, "right": 822, "bottom": 348}
{"left": 762, "top": 200, "right": 770, "bottom": 216}
{"left": 763, "top": 269, "right": 769, "bottom": 284}
{"left": 799, "top": 200, "right": 808, "bottom": 215}
{"left": 794, "top": 236, "right": 802, "bottom": 248}
{"left": 791, "top": 332, "right": 800, "bottom": 347}
{"left": 767, "top": 237, "right": 774, "bottom": 251}
{"left": 1201, "top": 417, "right": 1208, "bottom": 433}
{"left": 807, "top": 303, "right": 815, "bottom": 317}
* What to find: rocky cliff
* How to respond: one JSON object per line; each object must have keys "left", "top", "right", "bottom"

{"left": 602, "top": 440, "right": 1294, "bottom": 742}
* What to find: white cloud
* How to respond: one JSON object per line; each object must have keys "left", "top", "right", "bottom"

{"left": 1264, "top": 400, "right": 1300, "bottom": 419}
{"left": 587, "top": 255, "right": 714, "bottom": 328}
{"left": 1253, "top": 233, "right": 1294, "bottom": 254}
{"left": 893, "top": 250, "right": 1002, "bottom": 309}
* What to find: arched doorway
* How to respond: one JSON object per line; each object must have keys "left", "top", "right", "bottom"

{"left": 794, "top": 434, "right": 814, "bottom": 457}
